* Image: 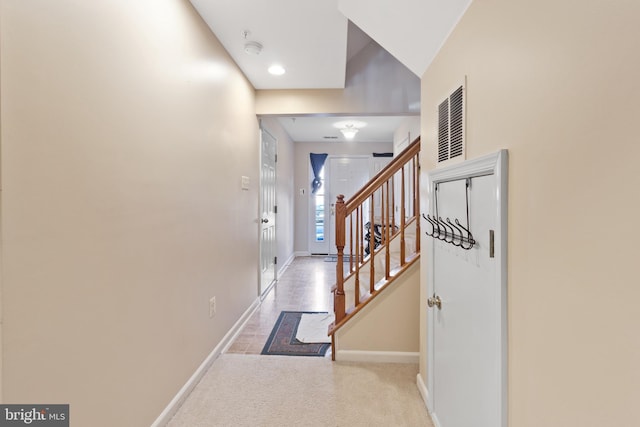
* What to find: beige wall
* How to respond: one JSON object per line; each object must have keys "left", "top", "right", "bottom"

{"left": 0, "top": 1, "right": 259, "bottom": 426}
{"left": 294, "top": 141, "right": 393, "bottom": 253}
{"left": 256, "top": 90, "right": 355, "bottom": 116}
{"left": 336, "top": 262, "right": 419, "bottom": 353}
{"left": 420, "top": 1, "right": 640, "bottom": 426}
{"left": 393, "top": 116, "right": 420, "bottom": 153}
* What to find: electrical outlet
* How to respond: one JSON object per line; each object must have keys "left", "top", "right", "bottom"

{"left": 209, "top": 296, "right": 216, "bottom": 318}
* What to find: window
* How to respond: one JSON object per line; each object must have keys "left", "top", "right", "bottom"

{"left": 314, "top": 167, "right": 325, "bottom": 242}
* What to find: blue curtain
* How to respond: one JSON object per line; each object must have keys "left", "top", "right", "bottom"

{"left": 309, "top": 153, "right": 328, "bottom": 194}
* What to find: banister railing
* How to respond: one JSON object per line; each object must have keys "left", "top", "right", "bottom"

{"left": 329, "top": 137, "right": 421, "bottom": 351}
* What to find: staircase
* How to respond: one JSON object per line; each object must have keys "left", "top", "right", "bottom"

{"left": 328, "top": 137, "right": 421, "bottom": 359}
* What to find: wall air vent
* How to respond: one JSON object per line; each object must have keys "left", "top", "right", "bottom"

{"left": 323, "top": 136, "right": 339, "bottom": 140}
{"left": 437, "top": 82, "right": 466, "bottom": 163}
{"left": 438, "top": 99, "right": 449, "bottom": 163}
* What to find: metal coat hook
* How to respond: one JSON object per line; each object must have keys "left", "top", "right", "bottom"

{"left": 421, "top": 178, "right": 476, "bottom": 250}
{"left": 446, "top": 218, "right": 464, "bottom": 247}
{"left": 422, "top": 213, "right": 439, "bottom": 238}
{"left": 439, "top": 216, "right": 455, "bottom": 244}
{"left": 434, "top": 216, "right": 446, "bottom": 241}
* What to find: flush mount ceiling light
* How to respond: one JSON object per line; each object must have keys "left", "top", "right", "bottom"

{"left": 268, "top": 64, "right": 286, "bottom": 76}
{"left": 340, "top": 124, "right": 359, "bottom": 140}
{"left": 334, "top": 120, "right": 366, "bottom": 140}
{"left": 244, "top": 41, "right": 263, "bottom": 55}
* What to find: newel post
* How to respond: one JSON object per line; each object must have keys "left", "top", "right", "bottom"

{"left": 334, "top": 194, "right": 346, "bottom": 323}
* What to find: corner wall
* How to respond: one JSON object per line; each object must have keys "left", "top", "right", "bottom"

{"left": 420, "top": 1, "right": 640, "bottom": 426}
{"left": 0, "top": 1, "right": 259, "bottom": 426}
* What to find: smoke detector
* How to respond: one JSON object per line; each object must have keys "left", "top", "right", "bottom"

{"left": 244, "top": 41, "right": 263, "bottom": 56}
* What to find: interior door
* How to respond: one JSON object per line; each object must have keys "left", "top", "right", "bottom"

{"left": 431, "top": 175, "right": 500, "bottom": 427}
{"left": 328, "top": 157, "right": 370, "bottom": 255}
{"left": 259, "top": 128, "right": 277, "bottom": 295}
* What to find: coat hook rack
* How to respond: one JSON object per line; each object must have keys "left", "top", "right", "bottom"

{"left": 422, "top": 178, "right": 476, "bottom": 250}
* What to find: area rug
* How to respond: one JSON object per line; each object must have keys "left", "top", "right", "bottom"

{"left": 261, "top": 311, "right": 331, "bottom": 357}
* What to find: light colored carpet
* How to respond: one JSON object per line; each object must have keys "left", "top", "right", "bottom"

{"left": 295, "top": 313, "right": 333, "bottom": 343}
{"left": 167, "top": 354, "right": 434, "bottom": 427}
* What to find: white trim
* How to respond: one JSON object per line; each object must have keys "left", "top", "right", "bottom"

{"left": 257, "top": 252, "right": 297, "bottom": 302}
{"left": 295, "top": 251, "right": 311, "bottom": 257}
{"left": 334, "top": 350, "right": 419, "bottom": 364}
{"left": 151, "top": 298, "right": 261, "bottom": 427}
{"left": 425, "top": 149, "right": 508, "bottom": 426}
{"left": 416, "top": 373, "right": 431, "bottom": 412}
{"left": 277, "top": 252, "right": 296, "bottom": 278}
{"left": 431, "top": 413, "right": 443, "bottom": 427}
{"left": 416, "top": 374, "right": 441, "bottom": 427}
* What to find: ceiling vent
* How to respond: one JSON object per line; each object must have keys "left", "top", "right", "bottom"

{"left": 437, "top": 82, "right": 465, "bottom": 163}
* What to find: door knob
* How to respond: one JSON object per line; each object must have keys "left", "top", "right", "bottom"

{"left": 427, "top": 294, "right": 442, "bottom": 310}
{"left": 261, "top": 218, "right": 269, "bottom": 224}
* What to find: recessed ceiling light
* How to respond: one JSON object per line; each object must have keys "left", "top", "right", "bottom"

{"left": 268, "top": 64, "right": 286, "bottom": 76}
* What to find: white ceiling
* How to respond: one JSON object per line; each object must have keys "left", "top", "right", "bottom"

{"left": 189, "top": 0, "right": 472, "bottom": 142}
{"left": 190, "top": 0, "right": 349, "bottom": 90}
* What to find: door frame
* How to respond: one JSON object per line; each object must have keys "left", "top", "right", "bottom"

{"left": 425, "top": 149, "right": 508, "bottom": 427}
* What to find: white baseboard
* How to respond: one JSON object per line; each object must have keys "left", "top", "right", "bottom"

{"left": 334, "top": 350, "right": 419, "bottom": 364}
{"left": 416, "top": 373, "right": 431, "bottom": 412}
{"left": 416, "top": 374, "right": 440, "bottom": 427}
{"left": 277, "top": 253, "right": 296, "bottom": 278}
{"left": 431, "top": 412, "right": 442, "bottom": 427}
{"left": 295, "top": 251, "right": 311, "bottom": 257}
{"left": 151, "top": 298, "right": 261, "bottom": 427}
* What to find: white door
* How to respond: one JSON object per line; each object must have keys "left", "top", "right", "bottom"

{"left": 429, "top": 174, "right": 504, "bottom": 427}
{"left": 260, "top": 128, "right": 277, "bottom": 295}
{"left": 328, "top": 157, "right": 370, "bottom": 255}
{"left": 432, "top": 177, "right": 496, "bottom": 426}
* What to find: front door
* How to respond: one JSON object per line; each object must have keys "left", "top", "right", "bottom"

{"left": 259, "top": 128, "right": 277, "bottom": 295}
{"left": 328, "top": 157, "right": 370, "bottom": 255}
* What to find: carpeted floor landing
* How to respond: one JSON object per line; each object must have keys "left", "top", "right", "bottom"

{"left": 167, "top": 354, "right": 434, "bottom": 427}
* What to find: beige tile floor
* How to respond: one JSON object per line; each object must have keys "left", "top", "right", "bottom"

{"left": 225, "top": 256, "right": 336, "bottom": 355}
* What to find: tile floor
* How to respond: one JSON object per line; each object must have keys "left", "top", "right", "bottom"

{"left": 225, "top": 256, "right": 336, "bottom": 355}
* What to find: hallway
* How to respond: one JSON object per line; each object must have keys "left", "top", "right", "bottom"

{"left": 226, "top": 256, "right": 336, "bottom": 356}
{"left": 167, "top": 256, "right": 433, "bottom": 426}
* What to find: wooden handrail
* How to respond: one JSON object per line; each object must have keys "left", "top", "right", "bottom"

{"left": 345, "top": 138, "right": 421, "bottom": 213}
{"left": 329, "top": 137, "right": 421, "bottom": 358}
